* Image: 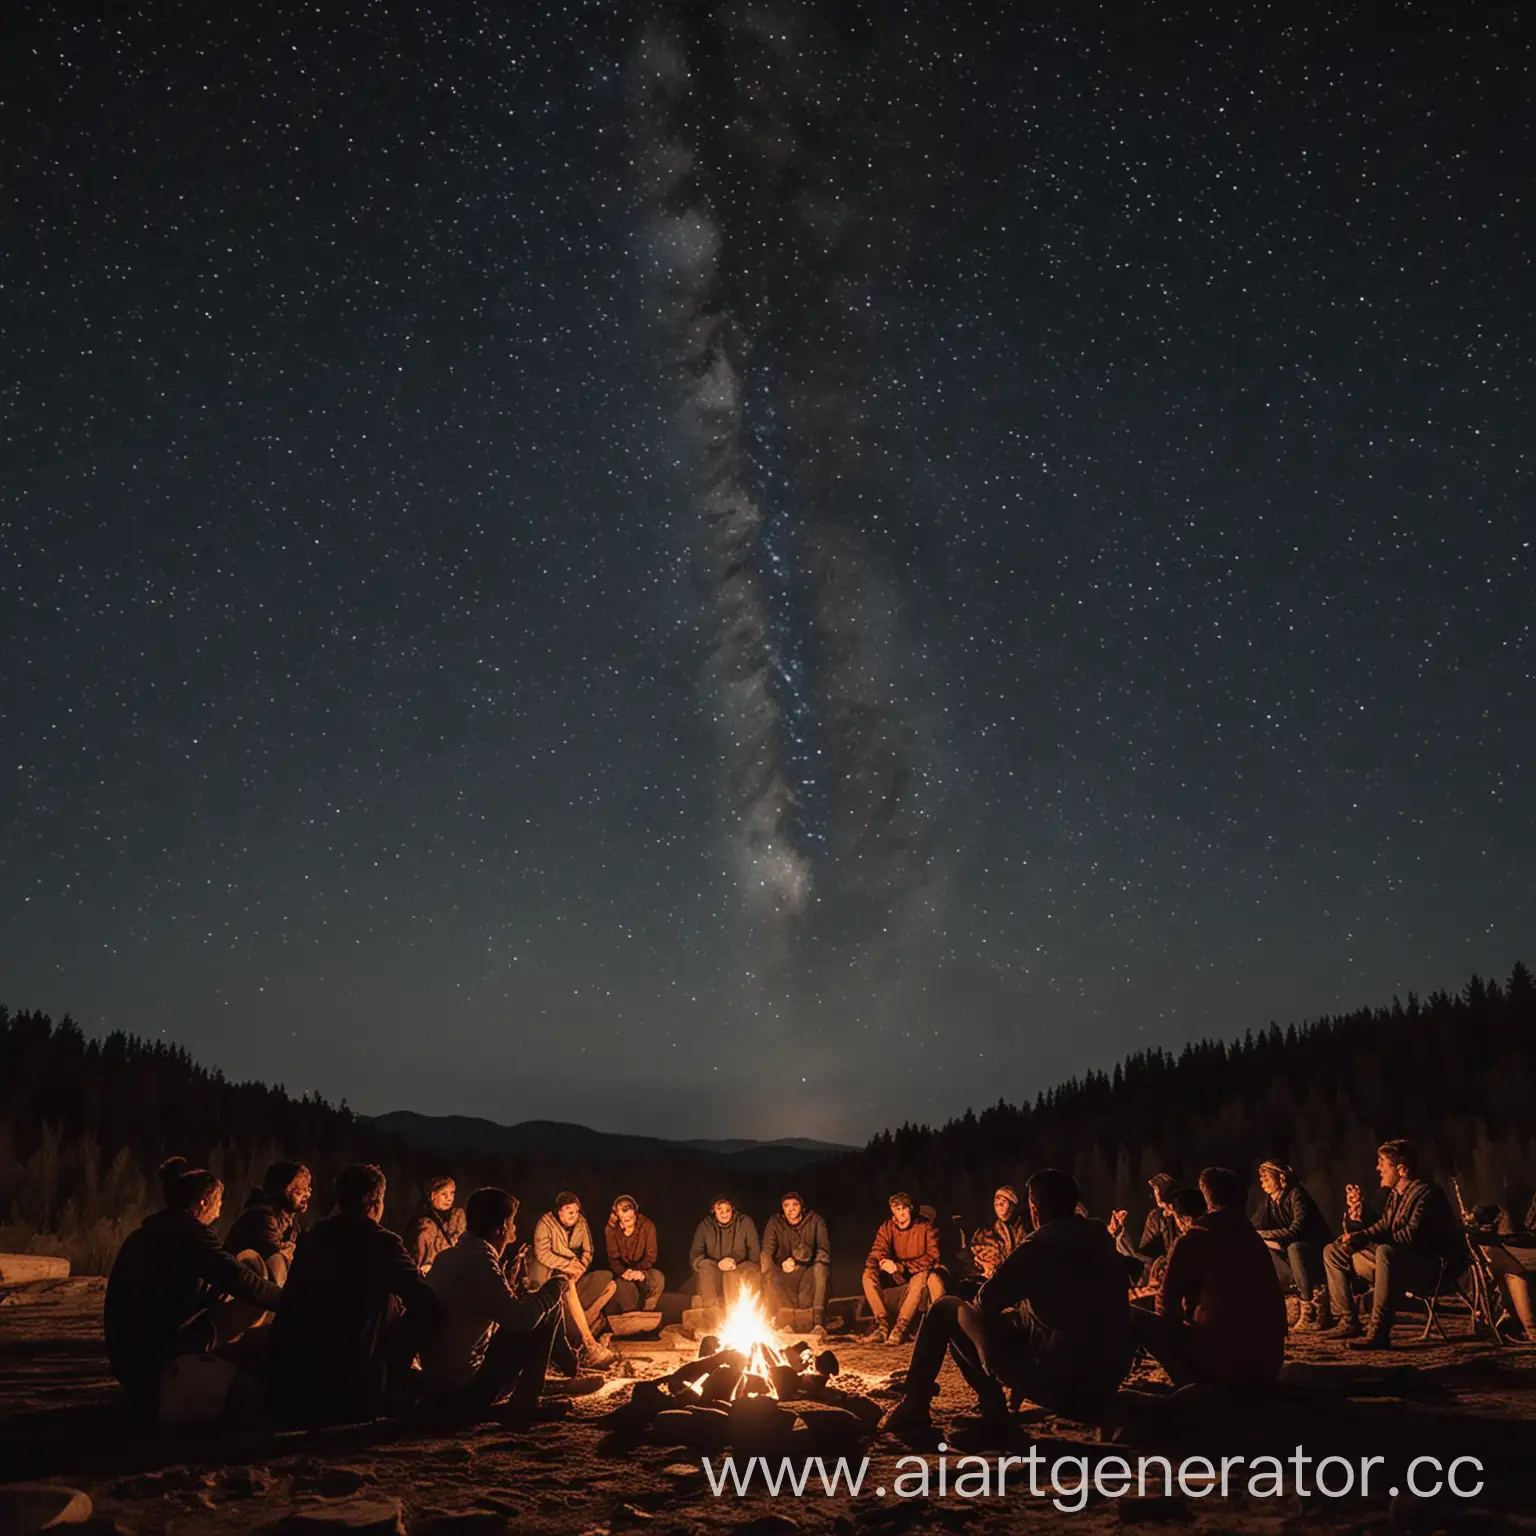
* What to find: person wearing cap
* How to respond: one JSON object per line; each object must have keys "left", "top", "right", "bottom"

{"left": 863, "top": 1192, "right": 944, "bottom": 1345}
{"left": 761, "top": 1192, "right": 831, "bottom": 1335}
{"left": 969, "top": 1185, "right": 1030, "bottom": 1283}
{"left": 604, "top": 1195, "right": 664, "bottom": 1314}
{"left": 225, "top": 1160, "right": 312, "bottom": 1284}
{"left": 1253, "top": 1160, "right": 1335, "bottom": 1331}
{"left": 406, "top": 1176, "right": 467, "bottom": 1273}
{"left": 690, "top": 1195, "right": 762, "bottom": 1312}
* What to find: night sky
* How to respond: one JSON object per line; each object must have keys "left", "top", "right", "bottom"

{"left": 3, "top": 2, "right": 1530, "bottom": 1142}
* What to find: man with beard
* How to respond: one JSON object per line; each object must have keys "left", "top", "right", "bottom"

{"left": 760, "top": 1192, "right": 831, "bottom": 1335}
{"left": 225, "top": 1161, "right": 312, "bottom": 1284}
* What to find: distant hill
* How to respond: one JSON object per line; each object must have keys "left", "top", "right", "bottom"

{"left": 363, "top": 1111, "right": 855, "bottom": 1175}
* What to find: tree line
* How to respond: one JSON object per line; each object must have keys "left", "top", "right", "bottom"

{"left": 3, "top": 963, "right": 1533, "bottom": 1291}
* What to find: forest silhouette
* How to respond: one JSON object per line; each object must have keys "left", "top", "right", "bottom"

{"left": 3, "top": 963, "right": 1534, "bottom": 1297}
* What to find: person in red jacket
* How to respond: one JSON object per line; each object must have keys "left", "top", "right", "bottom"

{"left": 1130, "top": 1166, "right": 1287, "bottom": 1386}
{"left": 863, "top": 1192, "right": 945, "bottom": 1345}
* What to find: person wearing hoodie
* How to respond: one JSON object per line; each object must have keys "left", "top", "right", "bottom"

{"left": 104, "top": 1158, "right": 285, "bottom": 1411}
{"left": 690, "top": 1196, "right": 762, "bottom": 1311}
{"left": 604, "top": 1195, "right": 664, "bottom": 1314}
{"left": 969, "top": 1185, "right": 1030, "bottom": 1282}
{"left": 405, "top": 1177, "right": 467, "bottom": 1273}
{"left": 760, "top": 1192, "right": 831, "bottom": 1332}
{"left": 225, "top": 1160, "right": 312, "bottom": 1283}
{"left": 526, "top": 1192, "right": 618, "bottom": 1368}
{"left": 1131, "top": 1166, "right": 1288, "bottom": 1386}
{"left": 863, "top": 1192, "right": 945, "bottom": 1345}
{"left": 881, "top": 1169, "right": 1133, "bottom": 1433}
{"left": 1252, "top": 1160, "right": 1335, "bottom": 1331}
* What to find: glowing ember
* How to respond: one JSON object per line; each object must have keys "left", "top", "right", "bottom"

{"left": 717, "top": 1294, "right": 788, "bottom": 1399}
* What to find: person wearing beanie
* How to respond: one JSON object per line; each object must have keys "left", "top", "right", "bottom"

{"left": 761, "top": 1192, "right": 832, "bottom": 1335}
{"left": 406, "top": 1176, "right": 468, "bottom": 1273}
{"left": 1253, "top": 1160, "right": 1335, "bottom": 1331}
{"left": 863, "top": 1192, "right": 944, "bottom": 1345}
{"left": 604, "top": 1195, "right": 664, "bottom": 1314}
{"left": 969, "top": 1185, "right": 1030, "bottom": 1282}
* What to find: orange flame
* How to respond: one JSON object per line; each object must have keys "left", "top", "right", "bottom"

{"left": 717, "top": 1294, "right": 787, "bottom": 1399}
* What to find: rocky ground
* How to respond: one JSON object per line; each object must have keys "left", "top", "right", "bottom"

{"left": 4, "top": 1278, "right": 1536, "bottom": 1535}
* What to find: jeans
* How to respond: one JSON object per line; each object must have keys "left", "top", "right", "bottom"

{"left": 863, "top": 1268, "right": 945, "bottom": 1331}
{"left": 1268, "top": 1240, "right": 1325, "bottom": 1302}
{"left": 610, "top": 1268, "right": 665, "bottom": 1312}
{"left": 764, "top": 1262, "right": 829, "bottom": 1323}
{"left": 695, "top": 1261, "right": 761, "bottom": 1310}
{"left": 1323, "top": 1240, "right": 1448, "bottom": 1328}
{"left": 446, "top": 1306, "right": 561, "bottom": 1415}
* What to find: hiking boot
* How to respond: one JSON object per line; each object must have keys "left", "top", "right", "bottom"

{"left": 1348, "top": 1330, "right": 1393, "bottom": 1352}
{"left": 1292, "top": 1300, "right": 1327, "bottom": 1333}
{"left": 580, "top": 1343, "right": 618, "bottom": 1370}
{"left": 885, "top": 1327, "right": 910, "bottom": 1347}
{"left": 879, "top": 1394, "right": 932, "bottom": 1433}
{"left": 868, "top": 1324, "right": 890, "bottom": 1345}
{"left": 544, "top": 1373, "right": 604, "bottom": 1397}
{"left": 1323, "top": 1317, "right": 1361, "bottom": 1339}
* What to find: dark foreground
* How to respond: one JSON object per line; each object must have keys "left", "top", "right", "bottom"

{"left": 5, "top": 1278, "right": 1536, "bottom": 1534}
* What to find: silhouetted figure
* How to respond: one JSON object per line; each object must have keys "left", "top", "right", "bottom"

{"left": 604, "top": 1194, "right": 664, "bottom": 1314}
{"left": 269, "top": 1164, "right": 447, "bottom": 1423}
{"left": 1109, "top": 1173, "right": 1180, "bottom": 1289}
{"left": 404, "top": 1176, "right": 466, "bottom": 1273}
{"left": 1131, "top": 1167, "right": 1287, "bottom": 1386}
{"left": 881, "top": 1169, "right": 1133, "bottom": 1433}
{"left": 1323, "top": 1139, "right": 1464, "bottom": 1349}
{"left": 863, "top": 1191, "right": 945, "bottom": 1345}
{"left": 1253, "top": 1160, "right": 1334, "bottom": 1331}
{"left": 690, "top": 1195, "right": 762, "bottom": 1312}
{"left": 760, "top": 1191, "right": 831, "bottom": 1333}
{"left": 104, "top": 1159, "right": 282, "bottom": 1411}
{"left": 225, "top": 1160, "right": 312, "bottom": 1284}
{"left": 1482, "top": 1193, "right": 1536, "bottom": 1342}
{"left": 420, "top": 1187, "right": 581, "bottom": 1424}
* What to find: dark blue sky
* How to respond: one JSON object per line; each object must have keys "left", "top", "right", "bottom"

{"left": 2, "top": 1, "right": 1530, "bottom": 1140}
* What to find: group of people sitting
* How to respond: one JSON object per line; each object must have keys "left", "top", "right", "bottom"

{"left": 882, "top": 1137, "right": 1536, "bottom": 1435}
{"left": 101, "top": 1137, "right": 1536, "bottom": 1432}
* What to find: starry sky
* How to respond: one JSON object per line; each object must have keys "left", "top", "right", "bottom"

{"left": 2, "top": 1, "right": 1531, "bottom": 1143}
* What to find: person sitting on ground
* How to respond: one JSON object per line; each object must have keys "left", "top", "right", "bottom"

{"left": 1322, "top": 1138, "right": 1465, "bottom": 1349}
{"left": 882, "top": 1169, "right": 1133, "bottom": 1434}
{"left": 405, "top": 1176, "right": 467, "bottom": 1273}
{"left": 760, "top": 1191, "right": 831, "bottom": 1334}
{"left": 269, "top": 1163, "right": 448, "bottom": 1424}
{"left": 969, "top": 1185, "right": 1030, "bottom": 1284}
{"left": 224, "top": 1160, "right": 312, "bottom": 1284}
{"left": 690, "top": 1195, "right": 763, "bottom": 1313}
{"left": 104, "top": 1158, "right": 285, "bottom": 1412}
{"left": 863, "top": 1192, "right": 945, "bottom": 1345}
{"left": 527, "top": 1192, "right": 617, "bottom": 1369}
{"left": 1130, "top": 1167, "right": 1287, "bottom": 1387}
{"left": 1481, "top": 1192, "right": 1536, "bottom": 1344}
{"left": 1253, "top": 1160, "right": 1335, "bottom": 1332}
{"left": 420, "top": 1187, "right": 595, "bottom": 1423}
{"left": 1108, "top": 1173, "right": 1180, "bottom": 1289}
{"left": 604, "top": 1195, "right": 664, "bottom": 1315}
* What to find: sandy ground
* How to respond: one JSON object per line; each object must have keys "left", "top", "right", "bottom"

{"left": 5, "top": 1278, "right": 1536, "bottom": 1534}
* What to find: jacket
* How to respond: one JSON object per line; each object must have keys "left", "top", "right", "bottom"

{"left": 605, "top": 1212, "right": 659, "bottom": 1273}
{"left": 761, "top": 1210, "right": 831, "bottom": 1270}
{"left": 269, "top": 1211, "right": 447, "bottom": 1423}
{"left": 864, "top": 1214, "right": 940, "bottom": 1276}
{"left": 981, "top": 1215, "right": 1133, "bottom": 1406}
{"left": 104, "top": 1208, "right": 284, "bottom": 1396}
{"left": 420, "top": 1235, "right": 566, "bottom": 1394}
{"left": 1358, "top": 1179, "right": 1462, "bottom": 1259}
{"left": 1253, "top": 1184, "right": 1334, "bottom": 1249}
{"left": 225, "top": 1192, "right": 299, "bottom": 1260}
{"left": 970, "top": 1213, "right": 1030, "bottom": 1276}
{"left": 526, "top": 1210, "right": 596, "bottom": 1286}
{"left": 690, "top": 1213, "right": 761, "bottom": 1271}
{"left": 1158, "top": 1206, "right": 1287, "bottom": 1385}
{"left": 405, "top": 1204, "right": 466, "bottom": 1271}
{"left": 1118, "top": 1206, "right": 1177, "bottom": 1266}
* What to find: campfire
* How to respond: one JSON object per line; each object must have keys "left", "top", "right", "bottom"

{"left": 607, "top": 1295, "right": 883, "bottom": 1455}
